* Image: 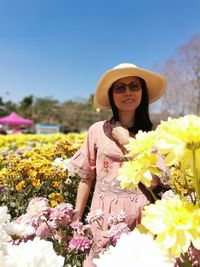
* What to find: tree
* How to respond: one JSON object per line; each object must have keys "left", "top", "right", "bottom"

{"left": 17, "top": 95, "right": 34, "bottom": 118}
{"left": 159, "top": 34, "right": 200, "bottom": 116}
{"left": 33, "top": 97, "right": 61, "bottom": 124}
{"left": 0, "top": 97, "right": 7, "bottom": 117}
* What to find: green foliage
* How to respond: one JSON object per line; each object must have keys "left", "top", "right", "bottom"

{"left": 0, "top": 94, "right": 111, "bottom": 132}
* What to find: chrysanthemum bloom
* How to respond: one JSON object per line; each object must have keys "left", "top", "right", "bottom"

{"left": 0, "top": 225, "right": 12, "bottom": 249}
{"left": 4, "top": 222, "right": 35, "bottom": 237}
{"left": 118, "top": 154, "right": 160, "bottom": 190}
{"left": 141, "top": 196, "right": 200, "bottom": 257}
{"left": 161, "top": 189, "right": 176, "bottom": 200}
{"left": 0, "top": 206, "right": 11, "bottom": 224}
{"left": 48, "top": 192, "right": 64, "bottom": 207}
{"left": 107, "top": 210, "right": 126, "bottom": 227}
{"left": 69, "top": 236, "right": 92, "bottom": 252}
{"left": 26, "top": 197, "right": 49, "bottom": 216}
{"left": 169, "top": 166, "right": 193, "bottom": 195}
{"left": 156, "top": 115, "right": 200, "bottom": 205}
{"left": 49, "top": 203, "right": 74, "bottom": 226}
{"left": 108, "top": 222, "right": 130, "bottom": 244}
{"left": 125, "top": 130, "right": 157, "bottom": 158}
{"left": 188, "top": 245, "right": 200, "bottom": 266}
{"left": 93, "top": 229, "right": 174, "bottom": 267}
{"left": 15, "top": 180, "right": 26, "bottom": 192}
{"left": 19, "top": 197, "right": 50, "bottom": 227}
{"left": 35, "top": 221, "right": 56, "bottom": 239}
{"left": 117, "top": 130, "right": 161, "bottom": 190}
{"left": 156, "top": 115, "right": 200, "bottom": 172}
{"left": 85, "top": 209, "right": 104, "bottom": 224}
{"left": 70, "top": 221, "right": 85, "bottom": 235}
{"left": 4, "top": 237, "right": 64, "bottom": 267}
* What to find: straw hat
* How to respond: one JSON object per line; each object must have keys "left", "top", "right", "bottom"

{"left": 94, "top": 63, "right": 167, "bottom": 109}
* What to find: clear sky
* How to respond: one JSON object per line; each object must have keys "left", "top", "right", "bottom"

{"left": 0, "top": 0, "right": 200, "bottom": 104}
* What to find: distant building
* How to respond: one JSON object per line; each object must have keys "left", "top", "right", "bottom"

{"left": 35, "top": 124, "right": 60, "bottom": 134}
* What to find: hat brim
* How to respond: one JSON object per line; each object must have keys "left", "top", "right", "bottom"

{"left": 94, "top": 67, "right": 167, "bottom": 109}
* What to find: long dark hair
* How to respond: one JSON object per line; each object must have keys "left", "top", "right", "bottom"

{"left": 108, "top": 77, "right": 153, "bottom": 134}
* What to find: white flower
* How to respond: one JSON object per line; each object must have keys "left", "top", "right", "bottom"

{"left": 4, "top": 222, "right": 35, "bottom": 237}
{"left": 53, "top": 158, "right": 69, "bottom": 170}
{"left": 53, "top": 157, "right": 77, "bottom": 176}
{"left": 0, "top": 206, "right": 11, "bottom": 224}
{"left": 4, "top": 237, "right": 64, "bottom": 267}
{"left": 93, "top": 229, "right": 174, "bottom": 267}
{"left": 161, "top": 189, "right": 176, "bottom": 200}
{"left": 0, "top": 226, "right": 12, "bottom": 244}
{"left": 0, "top": 250, "right": 9, "bottom": 267}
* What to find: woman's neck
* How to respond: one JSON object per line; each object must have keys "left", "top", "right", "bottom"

{"left": 118, "top": 111, "right": 135, "bottom": 128}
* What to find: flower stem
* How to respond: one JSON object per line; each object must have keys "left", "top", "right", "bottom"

{"left": 192, "top": 149, "right": 200, "bottom": 207}
{"left": 183, "top": 173, "right": 195, "bottom": 204}
{"left": 148, "top": 189, "right": 157, "bottom": 202}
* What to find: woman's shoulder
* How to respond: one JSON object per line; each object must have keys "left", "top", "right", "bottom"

{"left": 151, "top": 124, "right": 159, "bottom": 131}
{"left": 89, "top": 120, "right": 108, "bottom": 131}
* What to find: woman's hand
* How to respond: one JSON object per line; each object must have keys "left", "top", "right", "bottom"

{"left": 148, "top": 175, "right": 160, "bottom": 190}
{"left": 111, "top": 121, "right": 130, "bottom": 146}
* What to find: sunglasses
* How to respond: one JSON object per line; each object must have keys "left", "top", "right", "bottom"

{"left": 112, "top": 82, "right": 142, "bottom": 94}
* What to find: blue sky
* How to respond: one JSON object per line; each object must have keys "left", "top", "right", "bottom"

{"left": 0, "top": 0, "right": 200, "bottom": 104}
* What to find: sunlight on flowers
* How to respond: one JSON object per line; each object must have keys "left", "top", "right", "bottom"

{"left": 141, "top": 196, "right": 200, "bottom": 258}
{"left": 93, "top": 229, "right": 174, "bottom": 267}
{"left": 156, "top": 115, "right": 200, "bottom": 171}
{"left": 5, "top": 237, "right": 64, "bottom": 267}
{"left": 125, "top": 130, "right": 157, "bottom": 158}
{"left": 156, "top": 114, "right": 200, "bottom": 205}
{"left": 118, "top": 130, "right": 161, "bottom": 190}
{"left": 118, "top": 155, "right": 160, "bottom": 190}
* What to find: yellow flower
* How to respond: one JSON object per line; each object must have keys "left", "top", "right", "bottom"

{"left": 27, "top": 169, "right": 37, "bottom": 178}
{"left": 48, "top": 192, "right": 64, "bottom": 203}
{"left": 118, "top": 130, "right": 161, "bottom": 190}
{"left": 51, "top": 181, "right": 61, "bottom": 188}
{"left": 156, "top": 115, "right": 200, "bottom": 171}
{"left": 125, "top": 130, "right": 157, "bottom": 158}
{"left": 118, "top": 154, "right": 160, "bottom": 190}
{"left": 169, "top": 166, "right": 193, "bottom": 195}
{"left": 16, "top": 180, "right": 26, "bottom": 192}
{"left": 50, "top": 200, "right": 58, "bottom": 207}
{"left": 141, "top": 196, "right": 200, "bottom": 257}
{"left": 31, "top": 178, "right": 41, "bottom": 189}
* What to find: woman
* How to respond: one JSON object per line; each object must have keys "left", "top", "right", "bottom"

{"left": 70, "top": 63, "right": 167, "bottom": 266}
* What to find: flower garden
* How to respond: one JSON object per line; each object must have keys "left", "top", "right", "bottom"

{"left": 0, "top": 114, "right": 200, "bottom": 266}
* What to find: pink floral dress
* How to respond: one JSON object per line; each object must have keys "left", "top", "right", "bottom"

{"left": 70, "top": 120, "right": 152, "bottom": 267}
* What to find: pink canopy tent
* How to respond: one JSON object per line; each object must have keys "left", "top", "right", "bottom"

{"left": 0, "top": 112, "right": 33, "bottom": 126}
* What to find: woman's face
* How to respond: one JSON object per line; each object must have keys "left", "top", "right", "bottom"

{"left": 112, "top": 76, "right": 142, "bottom": 113}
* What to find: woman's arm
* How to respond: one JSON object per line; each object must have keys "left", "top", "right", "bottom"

{"left": 75, "top": 178, "right": 94, "bottom": 220}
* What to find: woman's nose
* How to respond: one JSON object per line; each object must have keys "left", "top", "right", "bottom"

{"left": 124, "top": 87, "right": 132, "bottom": 95}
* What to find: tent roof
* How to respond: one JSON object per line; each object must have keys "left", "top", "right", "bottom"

{"left": 0, "top": 112, "right": 33, "bottom": 126}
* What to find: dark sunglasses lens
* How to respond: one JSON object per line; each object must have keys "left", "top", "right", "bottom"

{"left": 129, "top": 83, "right": 141, "bottom": 92}
{"left": 113, "top": 85, "right": 126, "bottom": 94}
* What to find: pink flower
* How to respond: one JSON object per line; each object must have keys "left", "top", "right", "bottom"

{"left": 35, "top": 221, "right": 56, "bottom": 239}
{"left": 18, "top": 197, "right": 50, "bottom": 227}
{"left": 108, "top": 222, "right": 130, "bottom": 244}
{"left": 107, "top": 214, "right": 118, "bottom": 226}
{"left": 27, "top": 197, "right": 49, "bottom": 216}
{"left": 70, "top": 221, "right": 84, "bottom": 235}
{"left": 86, "top": 209, "right": 104, "bottom": 224}
{"left": 69, "top": 236, "right": 92, "bottom": 252}
{"left": 117, "top": 210, "right": 126, "bottom": 223}
{"left": 107, "top": 210, "right": 126, "bottom": 226}
{"left": 175, "top": 246, "right": 200, "bottom": 266}
{"left": 49, "top": 203, "right": 74, "bottom": 226}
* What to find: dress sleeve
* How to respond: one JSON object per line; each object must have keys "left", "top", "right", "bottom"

{"left": 69, "top": 125, "right": 97, "bottom": 181}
